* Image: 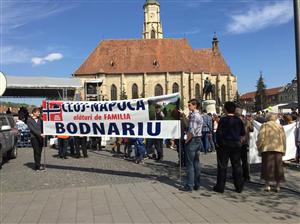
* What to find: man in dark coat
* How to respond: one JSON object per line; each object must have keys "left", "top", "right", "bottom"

{"left": 27, "top": 108, "right": 44, "bottom": 171}
{"left": 214, "top": 102, "right": 245, "bottom": 193}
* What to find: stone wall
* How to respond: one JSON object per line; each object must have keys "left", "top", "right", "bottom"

{"left": 78, "top": 72, "right": 237, "bottom": 107}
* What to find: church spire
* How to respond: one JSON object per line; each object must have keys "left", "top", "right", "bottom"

{"left": 212, "top": 32, "right": 219, "bottom": 53}
{"left": 143, "top": 0, "right": 163, "bottom": 39}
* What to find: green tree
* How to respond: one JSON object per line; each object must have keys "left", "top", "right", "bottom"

{"left": 255, "top": 72, "right": 267, "bottom": 111}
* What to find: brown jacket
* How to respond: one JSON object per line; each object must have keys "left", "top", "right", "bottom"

{"left": 241, "top": 119, "right": 254, "bottom": 146}
{"left": 256, "top": 121, "right": 286, "bottom": 155}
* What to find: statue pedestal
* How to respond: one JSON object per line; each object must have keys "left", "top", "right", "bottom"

{"left": 202, "top": 100, "right": 217, "bottom": 114}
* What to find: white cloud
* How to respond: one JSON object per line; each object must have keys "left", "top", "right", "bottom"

{"left": 0, "top": 46, "right": 33, "bottom": 64}
{"left": 227, "top": 1, "right": 293, "bottom": 34}
{"left": 31, "top": 57, "right": 46, "bottom": 65}
{"left": 44, "top": 53, "right": 63, "bottom": 62}
{"left": 31, "top": 53, "right": 63, "bottom": 65}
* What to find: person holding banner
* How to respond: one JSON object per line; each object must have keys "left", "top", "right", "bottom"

{"left": 214, "top": 102, "right": 245, "bottom": 193}
{"left": 174, "top": 108, "right": 189, "bottom": 167}
{"left": 181, "top": 99, "right": 203, "bottom": 192}
{"left": 27, "top": 108, "right": 45, "bottom": 171}
{"left": 153, "top": 105, "right": 165, "bottom": 161}
{"left": 256, "top": 113, "right": 286, "bottom": 192}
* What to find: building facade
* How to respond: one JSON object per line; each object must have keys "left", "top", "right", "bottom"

{"left": 74, "top": 0, "right": 237, "bottom": 106}
{"left": 279, "top": 78, "right": 297, "bottom": 103}
{"left": 240, "top": 87, "right": 283, "bottom": 111}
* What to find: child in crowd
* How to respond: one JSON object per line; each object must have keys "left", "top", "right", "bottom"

{"left": 134, "top": 138, "right": 146, "bottom": 164}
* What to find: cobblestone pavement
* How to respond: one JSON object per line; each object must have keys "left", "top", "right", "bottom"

{"left": 0, "top": 146, "right": 300, "bottom": 223}
{"left": 1, "top": 147, "right": 182, "bottom": 192}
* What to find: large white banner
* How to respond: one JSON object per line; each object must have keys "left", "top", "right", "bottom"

{"left": 42, "top": 93, "right": 181, "bottom": 139}
{"left": 249, "top": 121, "right": 297, "bottom": 164}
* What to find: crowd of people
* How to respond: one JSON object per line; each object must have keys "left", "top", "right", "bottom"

{"left": 179, "top": 100, "right": 300, "bottom": 193}
{"left": 6, "top": 101, "right": 300, "bottom": 194}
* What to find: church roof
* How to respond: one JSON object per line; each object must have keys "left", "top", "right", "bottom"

{"left": 240, "top": 87, "right": 283, "bottom": 100}
{"left": 74, "top": 38, "right": 232, "bottom": 76}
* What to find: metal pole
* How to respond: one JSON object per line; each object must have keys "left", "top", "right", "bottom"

{"left": 293, "top": 0, "right": 300, "bottom": 112}
{"left": 178, "top": 119, "right": 182, "bottom": 185}
{"left": 43, "top": 137, "right": 46, "bottom": 170}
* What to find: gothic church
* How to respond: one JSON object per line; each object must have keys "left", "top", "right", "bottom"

{"left": 74, "top": 0, "right": 237, "bottom": 106}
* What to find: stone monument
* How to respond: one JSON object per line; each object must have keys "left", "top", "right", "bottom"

{"left": 202, "top": 100, "right": 217, "bottom": 114}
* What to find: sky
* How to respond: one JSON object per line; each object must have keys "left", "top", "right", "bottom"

{"left": 0, "top": 0, "right": 296, "bottom": 100}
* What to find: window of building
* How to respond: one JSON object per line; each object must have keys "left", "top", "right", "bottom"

{"left": 211, "top": 84, "right": 216, "bottom": 99}
{"left": 155, "top": 84, "right": 163, "bottom": 96}
{"left": 151, "top": 30, "right": 156, "bottom": 39}
{"left": 111, "top": 84, "right": 117, "bottom": 100}
{"left": 132, "top": 83, "right": 139, "bottom": 99}
{"left": 195, "top": 83, "right": 200, "bottom": 99}
{"left": 172, "top": 83, "right": 179, "bottom": 93}
{"left": 221, "top": 85, "right": 226, "bottom": 102}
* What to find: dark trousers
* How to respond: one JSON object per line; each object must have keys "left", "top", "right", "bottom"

{"left": 31, "top": 137, "right": 43, "bottom": 169}
{"left": 241, "top": 144, "right": 250, "bottom": 180}
{"left": 91, "top": 137, "right": 102, "bottom": 150}
{"left": 58, "top": 138, "right": 68, "bottom": 158}
{"left": 124, "top": 142, "right": 133, "bottom": 157}
{"left": 75, "top": 137, "right": 87, "bottom": 157}
{"left": 175, "top": 139, "right": 186, "bottom": 166}
{"left": 69, "top": 137, "right": 75, "bottom": 155}
{"left": 296, "top": 145, "right": 300, "bottom": 163}
{"left": 146, "top": 139, "right": 155, "bottom": 155}
{"left": 153, "top": 139, "right": 163, "bottom": 159}
{"left": 215, "top": 144, "right": 244, "bottom": 192}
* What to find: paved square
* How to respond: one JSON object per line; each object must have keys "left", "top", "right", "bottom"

{"left": 0, "top": 147, "right": 299, "bottom": 223}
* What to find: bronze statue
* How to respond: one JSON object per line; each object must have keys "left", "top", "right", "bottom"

{"left": 203, "top": 78, "right": 215, "bottom": 100}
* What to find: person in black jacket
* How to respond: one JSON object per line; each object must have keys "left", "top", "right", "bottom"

{"left": 27, "top": 108, "right": 45, "bottom": 171}
{"left": 153, "top": 105, "right": 165, "bottom": 161}
{"left": 214, "top": 102, "right": 245, "bottom": 193}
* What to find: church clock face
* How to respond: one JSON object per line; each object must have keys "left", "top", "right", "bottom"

{"left": 150, "top": 13, "right": 155, "bottom": 19}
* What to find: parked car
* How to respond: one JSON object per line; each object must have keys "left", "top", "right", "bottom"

{"left": 0, "top": 114, "right": 19, "bottom": 169}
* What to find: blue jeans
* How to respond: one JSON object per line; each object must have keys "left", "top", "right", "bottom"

{"left": 135, "top": 145, "right": 146, "bottom": 162}
{"left": 297, "top": 145, "right": 300, "bottom": 159}
{"left": 185, "top": 137, "right": 202, "bottom": 189}
{"left": 202, "top": 131, "right": 210, "bottom": 153}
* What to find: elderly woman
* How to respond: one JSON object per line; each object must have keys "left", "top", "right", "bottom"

{"left": 256, "top": 113, "right": 286, "bottom": 192}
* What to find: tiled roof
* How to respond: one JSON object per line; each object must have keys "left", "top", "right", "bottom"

{"left": 74, "top": 38, "right": 232, "bottom": 75}
{"left": 240, "top": 87, "right": 283, "bottom": 100}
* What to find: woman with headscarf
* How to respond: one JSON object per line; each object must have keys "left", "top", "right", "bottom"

{"left": 256, "top": 113, "right": 286, "bottom": 192}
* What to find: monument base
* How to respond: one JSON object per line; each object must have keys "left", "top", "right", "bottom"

{"left": 202, "top": 100, "right": 217, "bottom": 114}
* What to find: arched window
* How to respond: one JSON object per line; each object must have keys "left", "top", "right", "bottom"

{"left": 151, "top": 29, "right": 156, "bottom": 39}
{"left": 132, "top": 83, "right": 139, "bottom": 99}
{"left": 172, "top": 83, "right": 179, "bottom": 93}
{"left": 154, "top": 84, "right": 163, "bottom": 96}
{"left": 221, "top": 85, "right": 226, "bottom": 103}
{"left": 195, "top": 83, "right": 200, "bottom": 99}
{"left": 111, "top": 84, "right": 117, "bottom": 100}
{"left": 213, "top": 84, "right": 217, "bottom": 100}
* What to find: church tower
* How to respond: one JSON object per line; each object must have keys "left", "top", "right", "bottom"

{"left": 143, "top": 0, "right": 163, "bottom": 39}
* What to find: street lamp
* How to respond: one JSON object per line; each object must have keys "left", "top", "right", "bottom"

{"left": 293, "top": 0, "right": 300, "bottom": 112}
